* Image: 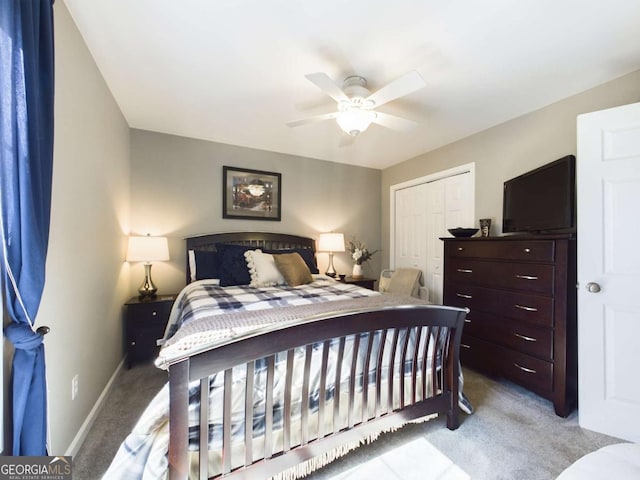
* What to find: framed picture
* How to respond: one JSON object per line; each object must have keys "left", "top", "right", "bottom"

{"left": 223, "top": 166, "right": 282, "bottom": 221}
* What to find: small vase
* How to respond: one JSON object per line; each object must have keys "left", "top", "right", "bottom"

{"left": 352, "top": 264, "right": 363, "bottom": 279}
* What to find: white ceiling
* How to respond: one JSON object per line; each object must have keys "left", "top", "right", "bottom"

{"left": 63, "top": 0, "right": 640, "bottom": 170}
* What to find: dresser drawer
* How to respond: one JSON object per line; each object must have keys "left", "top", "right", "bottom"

{"left": 445, "top": 284, "right": 554, "bottom": 327}
{"left": 459, "top": 335, "right": 500, "bottom": 374}
{"left": 448, "top": 240, "right": 555, "bottom": 262}
{"left": 447, "top": 259, "right": 554, "bottom": 294}
{"left": 500, "top": 347, "right": 553, "bottom": 396}
{"left": 463, "top": 310, "right": 553, "bottom": 360}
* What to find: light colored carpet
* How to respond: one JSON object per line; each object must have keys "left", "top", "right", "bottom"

{"left": 74, "top": 362, "right": 621, "bottom": 480}
{"left": 329, "top": 437, "right": 469, "bottom": 480}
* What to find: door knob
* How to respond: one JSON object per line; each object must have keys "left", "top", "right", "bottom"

{"left": 586, "top": 282, "right": 601, "bottom": 293}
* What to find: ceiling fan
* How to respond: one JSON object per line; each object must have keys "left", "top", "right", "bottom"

{"left": 286, "top": 70, "right": 426, "bottom": 137}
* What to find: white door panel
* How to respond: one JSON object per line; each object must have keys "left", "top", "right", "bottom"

{"left": 392, "top": 167, "right": 474, "bottom": 305}
{"left": 394, "top": 184, "right": 427, "bottom": 270}
{"left": 426, "top": 181, "right": 445, "bottom": 303}
{"left": 577, "top": 101, "right": 640, "bottom": 442}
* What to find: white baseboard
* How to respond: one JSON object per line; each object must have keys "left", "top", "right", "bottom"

{"left": 65, "top": 357, "right": 125, "bottom": 457}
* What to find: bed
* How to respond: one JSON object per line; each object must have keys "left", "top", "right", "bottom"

{"left": 105, "top": 232, "right": 470, "bottom": 480}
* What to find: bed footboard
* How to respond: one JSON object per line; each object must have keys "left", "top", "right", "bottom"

{"left": 167, "top": 304, "right": 467, "bottom": 480}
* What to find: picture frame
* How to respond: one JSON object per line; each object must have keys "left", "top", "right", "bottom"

{"left": 223, "top": 166, "right": 282, "bottom": 221}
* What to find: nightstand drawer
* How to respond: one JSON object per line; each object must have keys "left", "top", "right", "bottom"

{"left": 342, "top": 277, "right": 376, "bottom": 291}
{"left": 126, "top": 302, "right": 172, "bottom": 323}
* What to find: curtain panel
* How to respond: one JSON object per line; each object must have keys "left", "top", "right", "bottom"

{"left": 0, "top": 0, "right": 55, "bottom": 456}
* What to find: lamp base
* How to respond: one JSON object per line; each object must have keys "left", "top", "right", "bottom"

{"left": 325, "top": 252, "right": 337, "bottom": 278}
{"left": 138, "top": 263, "right": 158, "bottom": 301}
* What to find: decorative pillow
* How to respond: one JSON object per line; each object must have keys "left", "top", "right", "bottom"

{"left": 244, "top": 250, "right": 286, "bottom": 288}
{"left": 191, "top": 250, "right": 219, "bottom": 281}
{"left": 264, "top": 247, "right": 319, "bottom": 274}
{"left": 215, "top": 243, "right": 255, "bottom": 286}
{"left": 273, "top": 252, "right": 313, "bottom": 287}
{"left": 188, "top": 250, "right": 197, "bottom": 282}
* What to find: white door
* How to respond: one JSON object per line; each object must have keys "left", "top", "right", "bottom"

{"left": 425, "top": 180, "right": 445, "bottom": 303}
{"left": 392, "top": 166, "right": 474, "bottom": 305}
{"left": 423, "top": 174, "right": 474, "bottom": 304}
{"left": 394, "top": 183, "right": 428, "bottom": 272}
{"left": 576, "top": 102, "right": 640, "bottom": 442}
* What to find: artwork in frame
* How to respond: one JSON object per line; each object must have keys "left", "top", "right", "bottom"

{"left": 223, "top": 166, "right": 282, "bottom": 221}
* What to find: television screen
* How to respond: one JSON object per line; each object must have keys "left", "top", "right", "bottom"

{"left": 502, "top": 155, "right": 576, "bottom": 234}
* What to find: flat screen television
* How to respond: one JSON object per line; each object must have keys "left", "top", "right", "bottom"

{"left": 502, "top": 155, "right": 576, "bottom": 234}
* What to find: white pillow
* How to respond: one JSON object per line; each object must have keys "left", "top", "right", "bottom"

{"left": 188, "top": 249, "right": 196, "bottom": 282}
{"left": 244, "top": 249, "right": 286, "bottom": 287}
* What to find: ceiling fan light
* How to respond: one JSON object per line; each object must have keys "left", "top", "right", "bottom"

{"left": 336, "top": 109, "right": 376, "bottom": 136}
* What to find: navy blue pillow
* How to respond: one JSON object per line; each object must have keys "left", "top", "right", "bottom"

{"left": 194, "top": 250, "right": 219, "bottom": 281}
{"left": 264, "top": 247, "right": 318, "bottom": 274}
{"left": 215, "top": 243, "right": 255, "bottom": 286}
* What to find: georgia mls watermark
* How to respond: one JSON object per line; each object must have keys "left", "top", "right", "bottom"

{"left": 0, "top": 456, "right": 72, "bottom": 480}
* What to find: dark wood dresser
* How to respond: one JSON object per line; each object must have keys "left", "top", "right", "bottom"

{"left": 442, "top": 235, "right": 577, "bottom": 416}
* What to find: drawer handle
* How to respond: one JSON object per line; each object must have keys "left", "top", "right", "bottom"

{"left": 514, "top": 332, "right": 537, "bottom": 342}
{"left": 456, "top": 293, "right": 473, "bottom": 299}
{"left": 457, "top": 247, "right": 464, "bottom": 251}
{"left": 152, "top": 311, "right": 157, "bottom": 316}
{"left": 457, "top": 268, "right": 473, "bottom": 273}
{"left": 515, "top": 274, "right": 539, "bottom": 280}
{"left": 464, "top": 318, "right": 471, "bottom": 323}
{"left": 460, "top": 343, "right": 471, "bottom": 349}
{"left": 524, "top": 248, "right": 531, "bottom": 253}
{"left": 513, "top": 362, "right": 536, "bottom": 374}
{"left": 514, "top": 304, "right": 538, "bottom": 312}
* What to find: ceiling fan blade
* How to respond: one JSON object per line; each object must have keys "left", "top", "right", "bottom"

{"left": 366, "top": 70, "right": 426, "bottom": 108}
{"left": 305, "top": 73, "right": 349, "bottom": 103}
{"left": 372, "top": 112, "right": 419, "bottom": 131}
{"left": 286, "top": 112, "right": 339, "bottom": 128}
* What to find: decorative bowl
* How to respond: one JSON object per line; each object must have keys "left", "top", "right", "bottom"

{"left": 448, "top": 228, "right": 479, "bottom": 238}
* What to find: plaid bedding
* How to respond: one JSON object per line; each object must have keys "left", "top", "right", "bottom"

{"left": 104, "top": 278, "right": 472, "bottom": 479}
{"left": 161, "top": 276, "right": 379, "bottom": 343}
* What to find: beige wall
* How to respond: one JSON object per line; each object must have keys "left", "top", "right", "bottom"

{"left": 30, "top": 2, "right": 131, "bottom": 454}
{"left": 381, "top": 70, "right": 640, "bottom": 269}
{"left": 129, "top": 130, "right": 382, "bottom": 296}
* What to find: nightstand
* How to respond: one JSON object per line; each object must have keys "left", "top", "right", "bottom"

{"left": 342, "top": 276, "right": 377, "bottom": 291}
{"left": 124, "top": 294, "right": 176, "bottom": 368}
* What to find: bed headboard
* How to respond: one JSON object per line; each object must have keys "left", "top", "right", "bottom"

{"left": 185, "top": 232, "right": 316, "bottom": 284}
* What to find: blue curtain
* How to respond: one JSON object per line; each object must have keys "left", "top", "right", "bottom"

{"left": 0, "top": 0, "right": 55, "bottom": 456}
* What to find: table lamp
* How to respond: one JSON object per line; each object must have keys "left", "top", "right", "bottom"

{"left": 126, "top": 234, "right": 170, "bottom": 300}
{"left": 317, "top": 232, "right": 345, "bottom": 278}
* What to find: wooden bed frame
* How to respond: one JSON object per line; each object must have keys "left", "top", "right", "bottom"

{"left": 168, "top": 232, "right": 467, "bottom": 479}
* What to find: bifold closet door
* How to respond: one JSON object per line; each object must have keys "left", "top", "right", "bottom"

{"left": 394, "top": 172, "right": 473, "bottom": 304}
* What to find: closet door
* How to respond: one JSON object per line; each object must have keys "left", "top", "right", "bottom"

{"left": 394, "top": 183, "right": 428, "bottom": 273}
{"left": 425, "top": 173, "right": 474, "bottom": 304}
{"left": 393, "top": 169, "right": 474, "bottom": 305}
{"left": 425, "top": 180, "right": 445, "bottom": 303}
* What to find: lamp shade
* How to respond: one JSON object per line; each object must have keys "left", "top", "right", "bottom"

{"left": 317, "top": 233, "right": 345, "bottom": 253}
{"left": 126, "top": 235, "right": 170, "bottom": 262}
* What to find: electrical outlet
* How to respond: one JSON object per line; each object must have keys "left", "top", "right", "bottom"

{"left": 71, "top": 374, "right": 79, "bottom": 400}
